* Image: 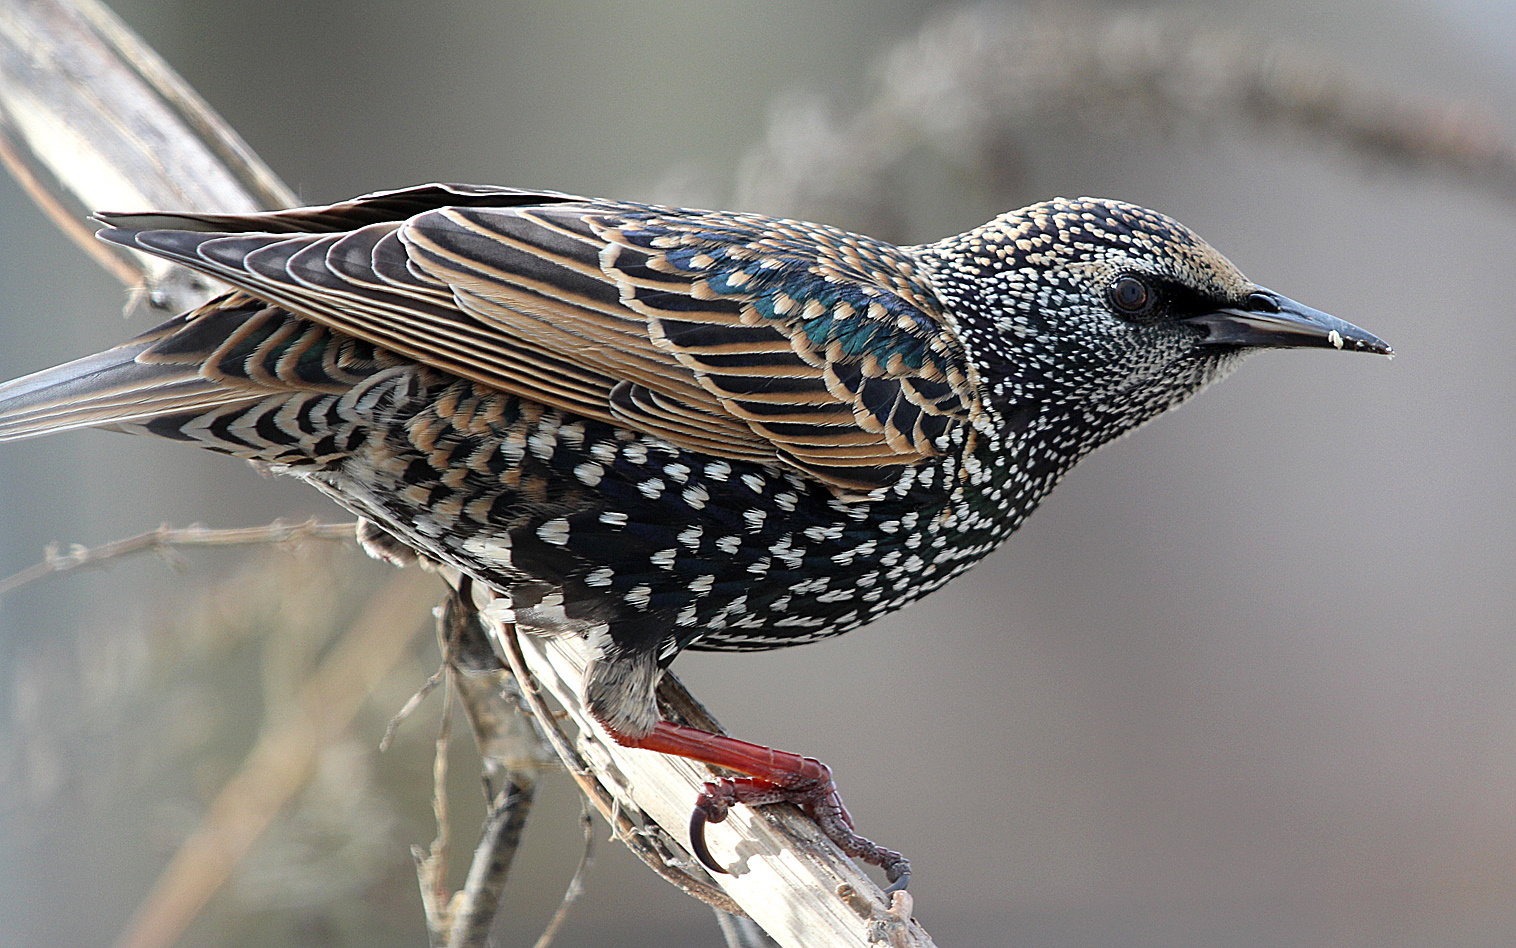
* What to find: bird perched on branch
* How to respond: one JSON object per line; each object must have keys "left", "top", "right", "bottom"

{"left": 0, "top": 184, "right": 1390, "bottom": 889}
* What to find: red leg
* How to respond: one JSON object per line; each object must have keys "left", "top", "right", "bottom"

{"left": 608, "top": 720, "right": 910, "bottom": 891}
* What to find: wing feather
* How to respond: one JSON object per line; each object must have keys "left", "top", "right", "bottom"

{"left": 94, "top": 184, "right": 981, "bottom": 492}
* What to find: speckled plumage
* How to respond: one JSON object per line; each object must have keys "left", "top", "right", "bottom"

{"left": 0, "top": 184, "right": 1389, "bottom": 883}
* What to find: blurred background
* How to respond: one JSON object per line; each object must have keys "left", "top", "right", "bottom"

{"left": 3, "top": 0, "right": 1516, "bottom": 946}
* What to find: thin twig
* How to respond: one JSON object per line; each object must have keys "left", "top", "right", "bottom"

{"left": 529, "top": 801, "right": 596, "bottom": 948}
{"left": 445, "top": 772, "right": 537, "bottom": 948}
{"left": 415, "top": 581, "right": 557, "bottom": 948}
{"left": 414, "top": 675, "right": 457, "bottom": 948}
{"left": 0, "top": 518, "right": 359, "bottom": 600}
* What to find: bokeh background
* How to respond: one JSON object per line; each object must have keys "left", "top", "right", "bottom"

{"left": 3, "top": 1, "right": 1516, "bottom": 946}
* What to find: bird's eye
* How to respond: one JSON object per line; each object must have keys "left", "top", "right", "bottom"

{"left": 1108, "top": 275, "right": 1154, "bottom": 317}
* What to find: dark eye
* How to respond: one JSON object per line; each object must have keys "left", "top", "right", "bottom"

{"left": 1108, "top": 275, "right": 1153, "bottom": 317}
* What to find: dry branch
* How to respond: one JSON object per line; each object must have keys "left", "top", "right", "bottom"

{"left": 0, "top": 518, "right": 358, "bottom": 599}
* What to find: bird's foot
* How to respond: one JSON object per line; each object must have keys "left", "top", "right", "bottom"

{"left": 611, "top": 720, "right": 910, "bottom": 891}
{"left": 691, "top": 771, "right": 910, "bottom": 891}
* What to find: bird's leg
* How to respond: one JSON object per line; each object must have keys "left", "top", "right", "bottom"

{"left": 607, "top": 720, "right": 910, "bottom": 891}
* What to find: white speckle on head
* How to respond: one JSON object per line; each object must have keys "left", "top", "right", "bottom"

{"left": 651, "top": 548, "right": 677, "bottom": 569}
{"left": 599, "top": 511, "right": 628, "bottom": 527}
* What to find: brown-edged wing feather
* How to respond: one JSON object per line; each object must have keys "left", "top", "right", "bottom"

{"left": 97, "top": 185, "right": 980, "bottom": 492}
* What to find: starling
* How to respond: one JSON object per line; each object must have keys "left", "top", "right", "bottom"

{"left": 0, "top": 184, "right": 1390, "bottom": 889}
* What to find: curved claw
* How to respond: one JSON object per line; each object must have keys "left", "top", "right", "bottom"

{"left": 608, "top": 721, "right": 912, "bottom": 888}
{"left": 688, "top": 805, "right": 728, "bottom": 875}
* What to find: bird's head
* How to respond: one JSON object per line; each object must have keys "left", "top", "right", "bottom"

{"left": 926, "top": 197, "right": 1390, "bottom": 445}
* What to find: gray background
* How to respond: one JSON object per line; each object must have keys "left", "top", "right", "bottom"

{"left": 3, "top": 1, "right": 1516, "bottom": 946}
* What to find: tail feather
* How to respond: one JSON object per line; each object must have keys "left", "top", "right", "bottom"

{"left": 0, "top": 339, "right": 256, "bottom": 442}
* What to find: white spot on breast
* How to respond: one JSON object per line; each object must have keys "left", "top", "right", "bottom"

{"left": 651, "top": 548, "right": 677, "bottom": 569}
{"left": 600, "top": 511, "right": 628, "bottom": 527}
{"left": 574, "top": 462, "right": 605, "bottom": 486}
{"left": 638, "top": 477, "right": 666, "bottom": 499}
{"left": 622, "top": 442, "right": 649, "bottom": 465}
{"left": 775, "top": 615, "right": 825, "bottom": 628}
{"left": 682, "top": 485, "right": 710, "bottom": 509}
{"left": 537, "top": 519, "right": 571, "bottom": 546}
{"left": 585, "top": 567, "right": 615, "bottom": 586}
{"left": 703, "top": 461, "right": 732, "bottom": 482}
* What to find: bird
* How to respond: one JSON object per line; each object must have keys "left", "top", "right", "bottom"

{"left": 0, "top": 183, "right": 1390, "bottom": 890}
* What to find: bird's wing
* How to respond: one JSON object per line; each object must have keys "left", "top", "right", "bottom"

{"left": 97, "top": 185, "right": 979, "bottom": 492}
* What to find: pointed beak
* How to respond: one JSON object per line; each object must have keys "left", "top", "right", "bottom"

{"left": 1186, "top": 287, "right": 1392, "bottom": 356}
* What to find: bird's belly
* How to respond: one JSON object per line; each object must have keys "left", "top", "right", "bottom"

{"left": 301, "top": 377, "right": 998, "bottom": 658}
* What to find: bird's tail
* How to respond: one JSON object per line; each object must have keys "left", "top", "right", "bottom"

{"left": 0, "top": 318, "right": 256, "bottom": 443}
